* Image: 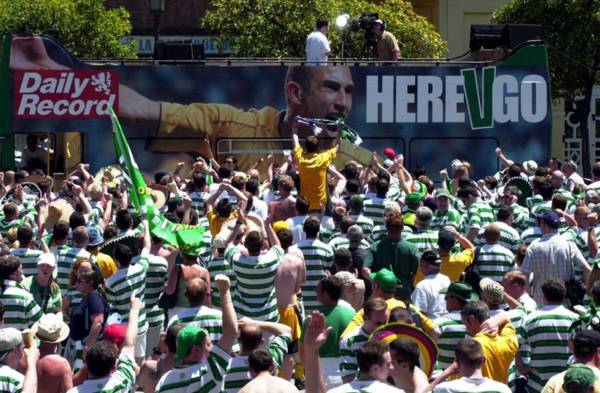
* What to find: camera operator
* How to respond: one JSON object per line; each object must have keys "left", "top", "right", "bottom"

{"left": 373, "top": 19, "right": 400, "bottom": 62}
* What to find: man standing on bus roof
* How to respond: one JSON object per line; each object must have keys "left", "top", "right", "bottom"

{"left": 373, "top": 19, "right": 401, "bottom": 62}
{"left": 305, "top": 17, "right": 331, "bottom": 66}
{"left": 9, "top": 36, "right": 373, "bottom": 172}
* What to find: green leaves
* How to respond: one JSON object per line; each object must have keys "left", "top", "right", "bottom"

{"left": 202, "top": 0, "right": 447, "bottom": 58}
{"left": 493, "top": 0, "right": 600, "bottom": 99}
{"left": 0, "top": 0, "right": 136, "bottom": 58}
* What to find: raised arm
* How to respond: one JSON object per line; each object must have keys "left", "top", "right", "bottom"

{"left": 140, "top": 220, "right": 151, "bottom": 258}
{"left": 205, "top": 184, "right": 225, "bottom": 210}
{"left": 215, "top": 275, "right": 239, "bottom": 353}
{"left": 495, "top": 147, "right": 515, "bottom": 167}
{"left": 21, "top": 347, "right": 40, "bottom": 393}
{"left": 239, "top": 318, "right": 291, "bottom": 337}
{"left": 445, "top": 225, "right": 474, "bottom": 250}
{"left": 120, "top": 296, "right": 142, "bottom": 358}
{"left": 303, "top": 312, "right": 330, "bottom": 393}
{"left": 589, "top": 214, "right": 598, "bottom": 258}
{"left": 265, "top": 214, "right": 281, "bottom": 248}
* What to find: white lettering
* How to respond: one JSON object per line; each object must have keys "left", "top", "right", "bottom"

{"left": 521, "top": 75, "right": 547, "bottom": 123}
{"left": 366, "top": 75, "right": 394, "bottom": 123}
{"left": 417, "top": 76, "right": 443, "bottom": 123}
{"left": 72, "top": 78, "right": 89, "bottom": 99}
{"left": 395, "top": 76, "right": 416, "bottom": 122}
{"left": 445, "top": 76, "right": 464, "bottom": 123}
{"left": 17, "top": 94, "right": 39, "bottom": 115}
{"left": 19, "top": 73, "right": 41, "bottom": 94}
{"left": 493, "top": 75, "right": 519, "bottom": 123}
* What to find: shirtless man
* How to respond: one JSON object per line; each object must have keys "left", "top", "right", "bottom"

{"left": 269, "top": 176, "right": 297, "bottom": 222}
{"left": 35, "top": 313, "right": 73, "bottom": 393}
{"left": 137, "top": 324, "right": 183, "bottom": 393}
{"left": 239, "top": 349, "right": 299, "bottom": 393}
{"left": 274, "top": 229, "right": 306, "bottom": 347}
{"left": 388, "top": 338, "right": 429, "bottom": 393}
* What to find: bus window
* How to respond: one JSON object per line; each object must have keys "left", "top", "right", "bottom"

{"left": 14, "top": 133, "right": 55, "bottom": 174}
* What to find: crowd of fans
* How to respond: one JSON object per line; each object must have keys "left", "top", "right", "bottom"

{"left": 2, "top": 128, "right": 600, "bottom": 393}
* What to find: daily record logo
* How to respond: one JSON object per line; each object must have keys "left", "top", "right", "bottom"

{"left": 366, "top": 66, "right": 548, "bottom": 129}
{"left": 14, "top": 70, "right": 118, "bottom": 118}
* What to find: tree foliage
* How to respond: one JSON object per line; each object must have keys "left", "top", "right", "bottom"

{"left": 493, "top": 0, "right": 600, "bottom": 176}
{"left": 492, "top": 0, "right": 600, "bottom": 99}
{"left": 0, "top": 0, "right": 137, "bottom": 58}
{"left": 202, "top": 0, "right": 447, "bottom": 58}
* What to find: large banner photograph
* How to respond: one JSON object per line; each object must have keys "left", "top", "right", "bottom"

{"left": 5, "top": 35, "right": 552, "bottom": 178}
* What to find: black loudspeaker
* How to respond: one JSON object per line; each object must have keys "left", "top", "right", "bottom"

{"left": 503, "top": 24, "right": 544, "bottom": 50}
{"left": 469, "top": 25, "right": 506, "bottom": 51}
{"left": 156, "top": 41, "right": 204, "bottom": 60}
{"left": 469, "top": 24, "right": 543, "bottom": 51}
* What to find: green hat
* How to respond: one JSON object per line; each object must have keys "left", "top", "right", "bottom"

{"left": 369, "top": 268, "right": 400, "bottom": 292}
{"left": 563, "top": 365, "right": 597, "bottom": 393}
{"left": 174, "top": 326, "right": 208, "bottom": 364}
{"left": 440, "top": 281, "right": 479, "bottom": 302}
{"left": 406, "top": 182, "right": 427, "bottom": 204}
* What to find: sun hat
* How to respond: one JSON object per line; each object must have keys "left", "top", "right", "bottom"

{"left": 33, "top": 313, "right": 70, "bottom": 344}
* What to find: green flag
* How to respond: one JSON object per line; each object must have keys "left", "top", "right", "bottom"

{"left": 110, "top": 109, "right": 205, "bottom": 251}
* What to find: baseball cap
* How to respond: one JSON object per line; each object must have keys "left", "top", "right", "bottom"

{"left": 563, "top": 365, "right": 597, "bottom": 393}
{"left": 103, "top": 324, "right": 127, "bottom": 347}
{"left": 87, "top": 226, "right": 104, "bottom": 247}
{"left": 174, "top": 326, "right": 208, "bottom": 364}
{"left": 421, "top": 249, "right": 441, "bottom": 266}
{"left": 541, "top": 211, "right": 561, "bottom": 228}
{"left": 273, "top": 221, "right": 289, "bottom": 233}
{"left": 37, "top": 253, "right": 56, "bottom": 268}
{"left": 347, "top": 225, "right": 364, "bottom": 242}
{"left": 369, "top": 268, "right": 400, "bottom": 292}
{"left": 440, "top": 281, "right": 479, "bottom": 302}
{"left": 0, "top": 328, "right": 23, "bottom": 358}
{"left": 374, "top": 19, "right": 385, "bottom": 25}
{"left": 213, "top": 233, "right": 228, "bottom": 250}
{"left": 435, "top": 188, "right": 452, "bottom": 199}
{"left": 480, "top": 278, "right": 504, "bottom": 305}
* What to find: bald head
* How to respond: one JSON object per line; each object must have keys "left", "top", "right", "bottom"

{"left": 185, "top": 277, "right": 207, "bottom": 306}
{"left": 484, "top": 224, "right": 501, "bottom": 244}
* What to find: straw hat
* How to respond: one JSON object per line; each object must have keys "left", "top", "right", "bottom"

{"left": 42, "top": 198, "right": 75, "bottom": 228}
{"left": 33, "top": 313, "right": 70, "bottom": 344}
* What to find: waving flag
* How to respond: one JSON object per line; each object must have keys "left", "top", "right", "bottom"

{"left": 110, "top": 108, "right": 206, "bottom": 251}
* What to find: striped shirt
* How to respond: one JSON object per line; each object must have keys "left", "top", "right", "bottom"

{"left": 105, "top": 258, "right": 148, "bottom": 335}
{"left": 56, "top": 247, "right": 97, "bottom": 292}
{"left": 0, "top": 364, "right": 23, "bottom": 393}
{"left": 225, "top": 245, "right": 283, "bottom": 322}
{"left": 462, "top": 200, "right": 495, "bottom": 234}
{"left": 432, "top": 208, "right": 462, "bottom": 230}
{"left": 526, "top": 195, "right": 544, "bottom": 210}
{"left": 339, "top": 325, "right": 370, "bottom": 378}
{"left": 0, "top": 218, "right": 24, "bottom": 239}
{"left": 156, "top": 344, "right": 231, "bottom": 393}
{"left": 0, "top": 280, "right": 43, "bottom": 330}
{"left": 351, "top": 214, "right": 374, "bottom": 238}
{"left": 10, "top": 248, "right": 43, "bottom": 278}
{"left": 363, "top": 197, "right": 396, "bottom": 226}
{"left": 405, "top": 229, "right": 439, "bottom": 256}
{"left": 433, "top": 311, "right": 467, "bottom": 370}
{"left": 189, "top": 191, "right": 208, "bottom": 216}
{"left": 475, "top": 222, "right": 520, "bottom": 252}
{"left": 520, "top": 304, "right": 578, "bottom": 393}
{"left": 475, "top": 243, "right": 515, "bottom": 282}
{"left": 207, "top": 254, "right": 236, "bottom": 308}
{"left": 520, "top": 226, "right": 542, "bottom": 245}
{"left": 297, "top": 239, "right": 333, "bottom": 314}
{"left": 222, "top": 334, "right": 290, "bottom": 393}
{"left": 167, "top": 306, "right": 223, "bottom": 344}
{"left": 143, "top": 255, "right": 168, "bottom": 328}
{"left": 328, "top": 235, "right": 370, "bottom": 251}
{"left": 510, "top": 203, "right": 530, "bottom": 233}
{"left": 67, "top": 353, "right": 136, "bottom": 393}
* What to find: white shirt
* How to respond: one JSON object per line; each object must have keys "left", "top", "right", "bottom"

{"left": 328, "top": 380, "right": 404, "bottom": 392}
{"left": 434, "top": 376, "right": 511, "bottom": 393}
{"left": 411, "top": 273, "right": 451, "bottom": 319}
{"left": 286, "top": 214, "right": 309, "bottom": 243}
{"left": 305, "top": 30, "right": 330, "bottom": 65}
{"left": 252, "top": 196, "right": 268, "bottom": 220}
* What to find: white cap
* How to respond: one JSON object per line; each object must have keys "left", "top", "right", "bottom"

{"left": 37, "top": 253, "right": 56, "bottom": 268}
